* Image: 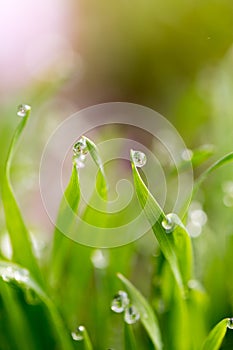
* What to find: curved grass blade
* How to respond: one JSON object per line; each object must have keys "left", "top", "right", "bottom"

{"left": 195, "top": 152, "right": 233, "bottom": 193}
{"left": 0, "top": 260, "right": 74, "bottom": 350}
{"left": 130, "top": 150, "right": 184, "bottom": 292}
{"left": 117, "top": 273, "right": 163, "bottom": 350}
{"left": 201, "top": 318, "right": 229, "bottom": 350}
{"left": 2, "top": 106, "right": 43, "bottom": 286}
{"left": 82, "top": 326, "right": 93, "bottom": 350}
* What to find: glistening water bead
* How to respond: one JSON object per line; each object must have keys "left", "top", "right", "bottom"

{"left": 124, "top": 305, "right": 140, "bottom": 324}
{"left": 72, "top": 137, "right": 89, "bottom": 169}
{"left": 17, "top": 104, "right": 31, "bottom": 118}
{"left": 227, "top": 318, "right": 233, "bottom": 329}
{"left": 111, "top": 290, "right": 129, "bottom": 313}
{"left": 71, "top": 325, "right": 85, "bottom": 341}
{"left": 131, "top": 150, "right": 147, "bottom": 168}
{"left": 162, "top": 213, "right": 176, "bottom": 233}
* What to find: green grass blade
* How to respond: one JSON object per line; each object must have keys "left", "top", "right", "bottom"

{"left": 117, "top": 273, "right": 163, "bottom": 350}
{"left": 50, "top": 164, "right": 80, "bottom": 283}
{"left": 82, "top": 327, "right": 94, "bottom": 350}
{"left": 195, "top": 152, "right": 233, "bottom": 191}
{"left": 0, "top": 280, "right": 37, "bottom": 350}
{"left": 201, "top": 318, "right": 229, "bottom": 350}
{"left": 130, "top": 150, "right": 184, "bottom": 292}
{"left": 0, "top": 260, "right": 74, "bottom": 350}
{"left": 2, "top": 106, "right": 43, "bottom": 286}
{"left": 124, "top": 323, "right": 137, "bottom": 350}
{"left": 84, "top": 136, "right": 108, "bottom": 200}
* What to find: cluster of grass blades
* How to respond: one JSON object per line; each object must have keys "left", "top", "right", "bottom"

{"left": 1, "top": 105, "right": 233, "bottom": 349}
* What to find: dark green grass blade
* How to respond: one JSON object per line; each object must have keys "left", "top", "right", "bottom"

{"left": 0, "top": 279, "right": 36, "bottom": 350}
{"left": 118, "top": 273, "right": 163, "bottom": 350}
{"left": 1, "top": 107, "right": 43, "bottom": 286}
{"left": 201, "top": 318, "right": 229, "bottom": 350}
{"left": 0, "top": 260, "right": 74, "bottom": 350}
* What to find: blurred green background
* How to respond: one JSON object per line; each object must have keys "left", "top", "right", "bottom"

{"left": 1, "top": 0, "right": 233, "bottom": 349}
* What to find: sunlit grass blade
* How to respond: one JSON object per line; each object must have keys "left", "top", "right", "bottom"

{"left": 117, "top": 273, "right": 163, "bottom": 350}
{"left": 2, "top": 106, "right": 43, "bottom": 286}
{"left": 82, "top": 326, "right": 93, "bottom": 350}
{"left": 84, "top": 136, "right": 108, "bottom": 200}
{"left": 130, "top": 151, "right": 184, "bottom": 292}
{"left": 201, "top": 318, "right": 229, "bottom": 350}
{"left": 0, "top": 260, "right": 74, "bottom": 350}
{"left": 195, "top": 152, "right": 233, "bottom": 192}
{"left": 50, "top": 164, "right": 80, "bottom": 283}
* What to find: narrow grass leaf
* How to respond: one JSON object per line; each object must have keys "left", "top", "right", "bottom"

{"left": 117, "top": 273, "right": 163, "bottom": 350}
{"left": 0, "top": 260, "right": 74, "bottom": 350}
{"left": 201, "top": 318, "right": 229, "bottom": 350}
{"left": 124, "top": 323, "right": 137, "bottom": 350}
{"left": 2, "top": 107, "right": 43, "bottom": 285}
{"left": 130, "top": 151, "right": 184, "bottom": 292}
{"left": 195, "top": 152, "right": 233, "bottom": 192}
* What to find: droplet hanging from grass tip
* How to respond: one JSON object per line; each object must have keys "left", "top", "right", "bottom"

{"left": 131, "top": 150, "right": 147, "bottom": 168}
{"left": 17, "top": 104, "right": 31, "bottom": 118}
{"left": 111, "top": 290, "right": 129, "bottom": 313}
{"left": 71, "top": 325, "right": 85, "bottom": 341}
{"left": 227, "top": 318, "right": 233, "bottom": 329}
{"left": 162, "top": 213, "right": 176, "bottom": 233}
{"left": 72, "top": 136, "right": 89, "bottom": 169}
{"left": 124, "top": 305, "right": 140, "bottom": 324}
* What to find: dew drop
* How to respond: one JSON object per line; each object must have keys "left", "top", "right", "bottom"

{"left": 73, "top": 137, "right": 88, "bottom": 156}
{"left": 181, "top": 148, "right": 193, "bottom": 161}
{"left": 17, "top": 104, "right": 31, "bottom": 118}
{"left": 131, "top": 150, "right": 147, "bottom": 168}
{"left": 162, "top": 213, "right": 175, "bottom": 233}
{"left": 124, "top": 305, "right": 140, "bottom": 324}
{"left": 91, "top": 249, "right": 109, "bottom": 269}
{"left": 228, "top": 318, "right": 233, "bottom": 329}
{"left": 71, "top": 325, "right": 85, "bottom": 341}
{"left": 111, "top": 290, "right": 129, "bottom": 313}
{"left": 73, "top": 137, "right": 89, "bottom": 169}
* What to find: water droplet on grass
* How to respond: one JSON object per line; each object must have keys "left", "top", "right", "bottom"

{"left": 131, "top": 150, "right": 147, "bottom": 167}
{"left": 17, "top": 104, "right": 31, "bottom": 117}
{"left": 111, "top": 290, "right": 129, "bottom": 313}
{"left": 181, "top": 148, "right": 193, "bottom": 161}
{"left": 228, "top": 318, "right": 233, "bottom": 329}
{"left": 162, "top": 213, "right": 175, "bottom": 233}
{"left": 124, "top": 305, "right": 140, "bottom": 324}
{"left": 91, "top": 249, "right": 109, "bottom": 269}
{"left": 73, "top": 137, "right": 89, "bottom": 168}
{"left": 71, "top": 325, "right": 85, "bottom": 341}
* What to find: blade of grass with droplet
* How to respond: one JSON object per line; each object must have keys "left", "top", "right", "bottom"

{"left": 130, "top": 151, "right": 184, "bottom": 292}
{"left": 117, "top": 273, "right": 163, "bottom": 350}
{"left": 1, "top": 107, "right": 43, "bottom": 286}
{"left": 0, "top": 260, "right": 74, "bottom": 350}
{"left": 201, "top": 318, "right": 229, "bottom": 350}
